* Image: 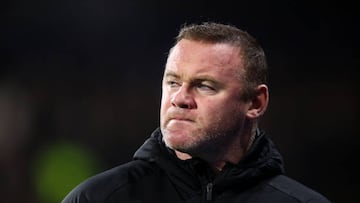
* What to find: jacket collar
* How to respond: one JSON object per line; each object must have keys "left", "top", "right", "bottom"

{"left": 133, "top": 127, "right": 284, "bottom": 191}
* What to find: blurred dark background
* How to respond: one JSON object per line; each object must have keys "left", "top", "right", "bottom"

{"left": 2, "top": 0, "right": 359, "bottom": 202}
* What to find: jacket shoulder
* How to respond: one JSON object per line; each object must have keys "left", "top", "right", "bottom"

{"left": 266, "top": 175, "right": 331, "bottom": 203}
{"left": 61, "top": 160, "right": 156, "bottom": 203}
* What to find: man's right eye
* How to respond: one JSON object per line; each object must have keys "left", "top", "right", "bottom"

{"left": 167, "top": 81, "right": 180, "bottom": 88}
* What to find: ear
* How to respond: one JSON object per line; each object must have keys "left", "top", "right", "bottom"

{"left": 246, "top": 84, "right": 269, "bottom": 119}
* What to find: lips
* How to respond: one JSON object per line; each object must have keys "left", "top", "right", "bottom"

{"left": 170, "top": 117, "right": 193, "bottom": 121}
{"left": 166, "top": 118, "right": 194, "bottom": 130}
{"left": 165, "top": 111, "right": 195, "bottom": 124}
{"left": 168, "top": 117, "right": 194, "bottom": 125}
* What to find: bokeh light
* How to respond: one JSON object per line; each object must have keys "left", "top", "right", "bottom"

{"left": 32, "top": 141, "right": 101, "bottom": 203}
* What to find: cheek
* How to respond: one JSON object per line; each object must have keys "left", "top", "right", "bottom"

{"left": 201, "top": 99, "right": 240, "bottom": 119}
{"left": 205, "top": 97, "right": 227, "bottom": 110}
{"left": 160, "top": 92, "right": 171, "bottom": 115}
{"left": 198, "top": 100, "right": 222, "bottom": 119}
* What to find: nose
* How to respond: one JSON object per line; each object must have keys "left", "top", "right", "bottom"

{"left": 171, "top": 86, "right": 197, "bottom": 109}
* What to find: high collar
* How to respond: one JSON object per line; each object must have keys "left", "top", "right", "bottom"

{"left": 133, "top": 127, "right": 284, "bottom": 191}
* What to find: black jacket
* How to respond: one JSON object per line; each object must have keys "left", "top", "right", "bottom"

{"left": 61, "top": 128, "right": 331, "bottom": 203}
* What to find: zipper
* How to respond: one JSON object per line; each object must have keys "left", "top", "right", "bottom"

{"left": 206, "top": 182, "right": 213, "bottom": 201}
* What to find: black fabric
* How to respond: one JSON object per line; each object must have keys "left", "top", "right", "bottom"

{"left": 61, "top": 128, "right": 331, "bottom": 203}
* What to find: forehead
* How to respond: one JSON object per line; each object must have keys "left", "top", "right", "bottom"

{"left": 168, "top": 39, "right": 241, "bottom": 66}
{"left": 165, "top": 39, "right": 243, "bottom": 78}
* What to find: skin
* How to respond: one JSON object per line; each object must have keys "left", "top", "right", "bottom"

{"left": 160, "top": 39, "right": 268, "bottom": 172}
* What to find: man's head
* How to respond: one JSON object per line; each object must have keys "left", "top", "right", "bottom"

{"left": 160, "top": 22, "right": 269, "bottom": 163}
{"left": 175, "top": 22, "right": 268, "bottom": 101}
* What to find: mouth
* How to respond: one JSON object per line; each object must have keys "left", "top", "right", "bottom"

{"left": 169, "top": 117, "right": 194, "bottom": 123}
{"left": 164, "top": 110, "right": 195, "bottom": 125}
{"left": 166, "top": 114, "right": 195, "bottom": 125}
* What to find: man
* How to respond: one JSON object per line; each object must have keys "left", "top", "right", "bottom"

{"left": 62, "top": 22, "right": 331, "bottom": 203}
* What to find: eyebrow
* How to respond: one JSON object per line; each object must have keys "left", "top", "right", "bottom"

{"left": 164, "top": 71, "right": 180, "bottom": 79}
{"left": 164, "top": 70, "right": 221, "bottom": 86}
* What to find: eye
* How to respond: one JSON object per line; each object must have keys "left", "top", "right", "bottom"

{"left": 166, "top": 80, "right": 181, "bottom": 88}
{"left": 197, "top": 83, "right": 215, "bottom": 92}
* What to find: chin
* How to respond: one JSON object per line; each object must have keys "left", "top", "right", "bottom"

{"left": 163, "top": 131, "right": 192, "bottom": 149}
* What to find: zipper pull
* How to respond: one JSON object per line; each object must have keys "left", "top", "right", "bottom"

{"left": 206, "top": 183, "right": 213, "bottom": 201}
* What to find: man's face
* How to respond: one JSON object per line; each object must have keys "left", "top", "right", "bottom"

{"left": 160, "top": 39, "right": 251, "bottom": 156}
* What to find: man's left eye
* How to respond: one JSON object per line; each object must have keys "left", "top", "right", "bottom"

{"left": 197, "top": 84, "right": 215, "bottom": 91}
